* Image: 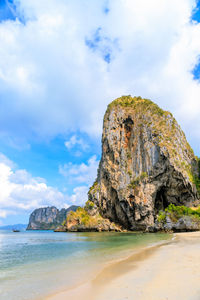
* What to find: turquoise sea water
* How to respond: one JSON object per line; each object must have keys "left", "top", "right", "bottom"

{"left": 0, "top": 230, "right": 171, "bottom": 300}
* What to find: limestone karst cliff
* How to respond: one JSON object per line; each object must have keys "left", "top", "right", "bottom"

{"left": 88, "top": 96, "right": 200, "bottom": 231}
{"left": 27, "top": 205, "right": 79, "bottom": 230}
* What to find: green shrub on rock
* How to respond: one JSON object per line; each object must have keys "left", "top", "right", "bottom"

{"left": 84, "top": 200, "right": 95, "bottom": 211}
{"left": 157, "top": 203, "right": 200, "bottom": 224}
{"left": 157, "top": 211, "right": 166, "bottom": 223}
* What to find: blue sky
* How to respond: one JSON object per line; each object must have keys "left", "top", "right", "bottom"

{"left": 0, "top": 0, "right": 200, "bottom": 225}
{"left": 0, "top": 0, "right": 16, "bottom": 21}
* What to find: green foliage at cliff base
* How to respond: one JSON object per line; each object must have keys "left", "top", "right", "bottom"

{"left": 192, "top": 157, "right": 200, "bottom": 195}
{"left": 157, "top": 204, "right": 200, "bottom": 223}
{"left": 67, "top": 206, "right": 103, "bottom": 227}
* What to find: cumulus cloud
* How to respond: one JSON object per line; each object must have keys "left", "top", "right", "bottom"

{"left": 0, "top": 0, "right": 199, "bottom": 152}
{"left": 59, "top": 155, "right": 99, "bottom": 185}
{"left": 68, "top": 186, "right": 89, "bottom": 206}
{"left": 64, "top": 135, "right": 89, "bottom": 151}
{"left": 0, "top": 209, "right": 7, "bottom": 218}
{"left": 0, "top": 152, "right": 16, "bottom": 168}
{"left": 0, "top": 152, "right": 97, "bottom": 221}
{"left": 0, "top": 165, "right": 65, "bottom": 211}
{"left": 59, "top": 155, "right": 99, "bottom": 206}
{"left": 0, "top": 153, "right": 67, "bottom": 220}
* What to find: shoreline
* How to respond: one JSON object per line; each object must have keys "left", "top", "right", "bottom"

{"left": 45, "top": 235, "right": 173, "bottom": 300}
{"left": 46, "top": 232, "right": 200, "bottom": 300}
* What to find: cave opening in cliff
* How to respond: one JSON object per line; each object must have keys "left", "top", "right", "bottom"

{"left": 154, "top": 187, "right": 169, "bottom": 215}
{"left": 123, "top": 116, "right": 134, "bottom": 130}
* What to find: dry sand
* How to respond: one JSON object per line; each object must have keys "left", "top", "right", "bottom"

{"left": 46, "top": 232, "right": 200, "bottom": 300}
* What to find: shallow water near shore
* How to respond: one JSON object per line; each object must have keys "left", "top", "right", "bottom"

{"left": 0, "top": 230, "right": 171, "bottom": 300}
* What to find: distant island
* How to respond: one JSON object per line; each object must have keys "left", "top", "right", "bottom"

{"left": 27, "top": 205, "right": 79, "bottom": 230}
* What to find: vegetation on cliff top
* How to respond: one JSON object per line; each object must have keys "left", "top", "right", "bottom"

{"left": 105, "top": 96, "right": 191, "bottom": 155}
{"left": 105, "top": 95, "right": 199, "bottom": 190}
{"left": 106, "top": 95, "right": 170, "bottom": 118}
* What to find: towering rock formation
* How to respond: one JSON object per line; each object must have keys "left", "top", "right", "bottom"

{"left": 27, "top": 205, "right": 79, "bottom": 230}
{"left": 89, "top": 96, "right": 200, "bottom": 231}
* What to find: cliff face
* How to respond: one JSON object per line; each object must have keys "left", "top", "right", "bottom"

{"left": 27, "top": 205, "right": 79, "bottom": 230}
{"left": 89, "top": 96, "right": 200, "bottom": 231}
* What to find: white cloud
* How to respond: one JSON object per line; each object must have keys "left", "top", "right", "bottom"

{"left": 10, "top": 169, "right": 46, "bottom": 185}
{"left": 0, "top": 152, "right": 95, "bottom": 221}
{"left": 64, "top": 135, "right": 89, "bottom": 151}
{"left": 0, "top": 0, "right": 199, "bottom": 152}
{"left": 59, "top": 155, "right": 99, "bottom": 207}
{"left": 0, "top": 153, "right": 67, "bottom": 220}
{"left": 0, "top": 153, "right": 16, "bottom": 169}
{"left": 59, "top": 155, "right": 99, "bottom": 185}
{"left": 69, "top": 186, "right": 89, "bottom": 206}
{"left": 0, "top": 210, "right": 8, "bottom": 218}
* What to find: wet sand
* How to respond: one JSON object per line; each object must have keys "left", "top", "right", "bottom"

{"left": 46, "top": 232, "right": 200, "bottom": 300}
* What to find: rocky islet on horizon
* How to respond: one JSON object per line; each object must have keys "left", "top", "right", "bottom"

{"left": 27, "top": 205, "right": 79, "bottom": 230}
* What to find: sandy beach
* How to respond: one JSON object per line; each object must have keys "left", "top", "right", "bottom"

{"left": 46, "top": 232, "right": 200, "bottom": 300}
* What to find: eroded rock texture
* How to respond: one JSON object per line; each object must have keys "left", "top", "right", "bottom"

{"left": 27, "top": 205, "right": 79, "bottom": 230}
{"left": 89, "top": 96, "right": 200, "bottom": 231}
